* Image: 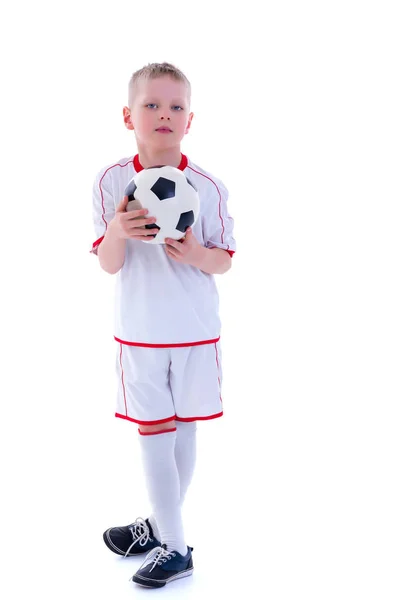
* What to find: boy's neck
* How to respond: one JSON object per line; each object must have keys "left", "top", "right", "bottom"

{"left": 136, "top": 146, "right": 183, "bottom": 169}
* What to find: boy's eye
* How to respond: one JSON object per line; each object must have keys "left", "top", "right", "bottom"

{"left": 145, "top": 103, "right": 184, "bottom": 111}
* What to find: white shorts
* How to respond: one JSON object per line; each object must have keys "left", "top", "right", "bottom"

{"left": 115, "top": 341, "right": 223, "bottom": 426}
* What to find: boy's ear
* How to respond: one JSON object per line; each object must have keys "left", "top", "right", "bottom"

{"left": 123, "top": 106, "right": 134, "bottom": 130}
{"left": 185, "top": 112, "right": 194, "bottom": 134}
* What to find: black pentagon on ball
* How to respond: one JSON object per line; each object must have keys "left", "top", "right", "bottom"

{"left": 125, "top": 179, "right": 137, "bottom": 201}
{"left": 176, "top": 210, "right": 195, "bottom": 233}
{"left": 151, "top": 177, "right": 176, "bottom": 201}
{"left": 186, "top": 177, "right": 197, "bottom": 191}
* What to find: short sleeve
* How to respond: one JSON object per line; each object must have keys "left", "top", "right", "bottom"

{"left": 203, "top": 180, "right": 236, "bottom": 257}
{"left": 90, "top": 168, "right": 116, "bottom": 255}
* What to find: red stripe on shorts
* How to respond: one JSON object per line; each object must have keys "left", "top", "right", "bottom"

{"left": 175, "top": 411, "right": 223, "bottom": 422}
{"left": 115, "top": 413, "right": 176, "bottom": 425}
{"left": 114, "top": 336, "right": 220, "bottom": 348}
{"left": 119, "top": 344, "right": 128, "bottom": 416}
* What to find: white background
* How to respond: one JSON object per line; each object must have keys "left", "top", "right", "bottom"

{"left": 1, "top": 1, "right": 399, "bottom": 598}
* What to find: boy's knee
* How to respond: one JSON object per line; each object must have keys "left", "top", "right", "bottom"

{"left": 138, "top": 420, "right": 176, "bottom": 435}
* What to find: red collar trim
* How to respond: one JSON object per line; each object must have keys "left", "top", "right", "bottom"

{"left": 133, "top": 154, "right": 188, "bottom": 173}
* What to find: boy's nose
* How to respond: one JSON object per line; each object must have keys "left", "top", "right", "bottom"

{"left": 160, "top": 116, "right": 171, "bottom": 120}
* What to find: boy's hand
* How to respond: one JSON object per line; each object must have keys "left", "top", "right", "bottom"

{"left": 164, "top": 228, "right": 205, "bottom": 267}
{"left": 110, "top": 195, "right": 158, "bottom": 241}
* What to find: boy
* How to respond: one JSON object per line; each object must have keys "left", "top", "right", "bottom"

{"left": 91, "top": 62, "right": 236, "bottom": 588}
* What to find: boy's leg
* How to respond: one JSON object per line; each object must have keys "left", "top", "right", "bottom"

{"left": 138, "top": 424, "right": 187, "bottom": 556}
{"left": 149, "top": 340, "right": 223, "bottom": 534}
{"left": 147, "top": 342, "right": 222, "bottom": 550}
{"left": 174, "top": 420, "right": 197, "bottom": 505}
{"left": 170, "top": 342, "right": 223, "bottom": 421}
{"left": 104, "top": 345, "right": 182, "bottom": 556}
{"left": 148, "top": 420, "right": 197, "bottom": 538}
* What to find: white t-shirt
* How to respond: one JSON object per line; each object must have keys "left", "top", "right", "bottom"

{"left": 91, "top": 153, "right": 236, "bottom": 347}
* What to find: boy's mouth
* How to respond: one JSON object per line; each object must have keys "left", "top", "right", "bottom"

{"left": 156, "top": 127, "right": 172, "bottom": 133}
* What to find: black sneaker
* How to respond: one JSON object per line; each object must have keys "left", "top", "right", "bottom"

{"left": 103, "top": 517, "right": 160, "bottom": 557}
{"left": 131, "top": 543, "right": 194, "bottom": 588}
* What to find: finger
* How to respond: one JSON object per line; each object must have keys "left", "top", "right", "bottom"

{"left": 181, "top": 227, "right": 191, "bottom": 240}
{"left": 126, "top": 217, "right": 157, "bottom": 228}
{"left": 166, "top": 251, "right": 180, "bottom": 261}
{"left": 131, "top": 228, "right": 158, "bottom": 238}
{"left": 131, "top": 227, "right": 158, "bottom": 238}
{"left": 134, "top": 235, "right": 157, "bottom": 241}
{"left": 116, "top": 195, "right": 129, "bottom": 212}
{"left": 164, "top": 238, "right": 181, "bottom": 250}
{"left": 165, "top": 245, "right": 180, "bottom": 258}
{"left": 124, "top": 208, "right": 150, "bottom": 220}
{"left": 166, "top": 245, "right": 182, "bottom": 257}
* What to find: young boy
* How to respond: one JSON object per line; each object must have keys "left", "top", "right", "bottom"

{"left": 91, "top": 62, "right": 236, "bottom": 588}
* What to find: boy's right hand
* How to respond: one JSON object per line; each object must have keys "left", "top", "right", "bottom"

{"left": 110, "top": 195, "right": 157, "bottom": 241}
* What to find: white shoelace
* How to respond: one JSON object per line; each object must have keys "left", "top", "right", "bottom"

{"left": 124, "top": 518, "right": 152, "bottom": 557}
{"left": 139, "top": 546, "right": 177, "bottom": 573}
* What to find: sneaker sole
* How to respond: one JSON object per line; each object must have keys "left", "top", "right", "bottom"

{"left": 132, "top": 567, "right": 194, "bottom": 588}
{"left": 103, "top": 529, "right": 148, "bottom": 557}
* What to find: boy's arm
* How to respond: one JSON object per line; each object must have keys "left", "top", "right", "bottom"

{"left": 201, "top": 178, "right": 236, "bottom": 272}
{"left": 97, "top": 221, "right": 127, "bottom": 274}
{"left": 91, "top": 168, "right": 127, "bottom": 274}
{"left": 164, "top": 178, "right": 236, "bottom": 273}
{"left": 192, "top": 246, "right": 232, "bottom": 275}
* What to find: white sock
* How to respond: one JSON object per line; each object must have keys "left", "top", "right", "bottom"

{"left": 174, "top": 421, "right": 197, "bottom": 506}
{"left": 139, "top": 430, "right": 187, "bottom": 556}
{"left": 149, "top": 422, "right": 197, "bottom": 545}
{"left": 148, "top": 515, "right": 161, "bottom": 542}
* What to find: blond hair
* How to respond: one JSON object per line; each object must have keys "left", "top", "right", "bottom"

{"left": 128, "top": 62, "right": 191, "bottom": 107}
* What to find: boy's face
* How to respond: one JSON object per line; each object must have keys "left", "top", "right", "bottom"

{"left": 123, "top": 76, "right": 193, "bottom": 150}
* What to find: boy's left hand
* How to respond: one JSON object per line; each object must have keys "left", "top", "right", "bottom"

{"left": 164, "top": 227, "right": 204, "bottom": 266}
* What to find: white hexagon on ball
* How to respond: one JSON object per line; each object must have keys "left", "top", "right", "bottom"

{"left": 124, "top": 165, "right": 200, "bottom": 244}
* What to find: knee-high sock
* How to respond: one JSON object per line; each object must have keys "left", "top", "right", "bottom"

{"left": 139, "top": 429, "right": 187, "bottom": 555}
{"left": 148, "top": 422, "right": 197, "bottom": 543}
{"left": 174, "top": 420, "right": 197, "bottom": 505}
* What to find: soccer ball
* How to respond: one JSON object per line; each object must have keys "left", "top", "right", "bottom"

{"left": 124, "top": 165, "right": 200, "bottom": 244}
